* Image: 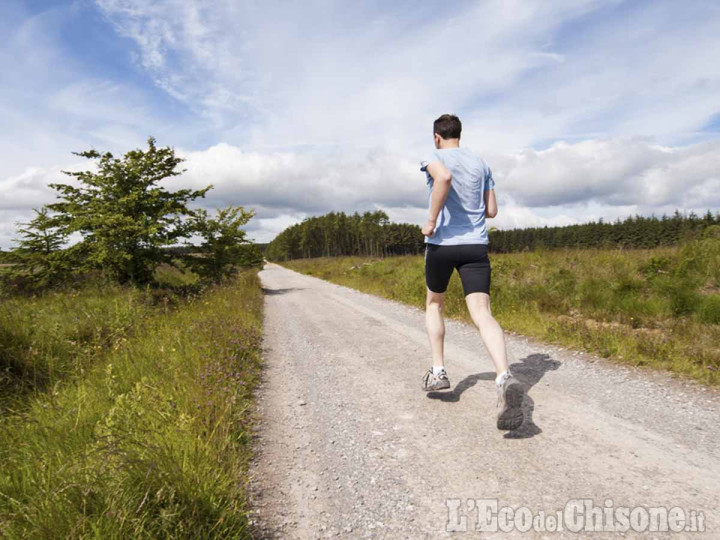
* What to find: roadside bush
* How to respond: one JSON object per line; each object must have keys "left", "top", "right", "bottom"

{"left": 666, "top": 280, "right": 702, "bottom": 317}
{"left": 698, "top": 295, "right": 720, "bottom": 325}
{"left": 186, "top": 206, "right": 264, "bottom": 282}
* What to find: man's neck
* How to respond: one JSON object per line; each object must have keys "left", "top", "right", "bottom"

{"left": 437, "top": 138, "right": 460, "bottom": 149}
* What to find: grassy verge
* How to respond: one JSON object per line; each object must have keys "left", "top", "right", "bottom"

{"left": 0, "top": 270, "right": 263, "bottom": 539}
{"left": 0, "top": 284, "right": 156, "bottom": 411}
{"left": 0, "top": 263, "right": 200, "bottom": 411}
{"left": 281, "top": 237, "right": 719, "bottom": 385}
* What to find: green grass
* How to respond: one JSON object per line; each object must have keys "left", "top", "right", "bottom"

{"left": 281, "top": 237, "right": 720, "bottom": 385}
{"left": 0, "top": 262, "right": 202, "bottom": 411}
{"left": 153, "top": 262, "right": 203, "bottom": 289}
{"left": 0, "top": 284, "right": 155, "bottom": 410}
{"left": 0, "top": 271, "right": 263, "bottom": 539}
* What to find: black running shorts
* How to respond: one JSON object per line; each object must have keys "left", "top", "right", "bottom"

{"left": 425, "top": 243, "right": 491, "bottom": 296}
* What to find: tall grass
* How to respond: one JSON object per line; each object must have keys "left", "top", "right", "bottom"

{"left": 0, "top": 271, "right": 263, "bottom": 539}
{"left": 0, "top": 263, "right": 201, "bottom": 411}
{"left": 0, "top": 284, "right": 155, "bottom": 410}
{"left": 283, "top": 237, "right": 720, "bottom": 385}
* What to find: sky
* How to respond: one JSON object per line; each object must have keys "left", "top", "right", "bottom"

{"left": 1, "top": 0, "right": 719, "bottom": 248}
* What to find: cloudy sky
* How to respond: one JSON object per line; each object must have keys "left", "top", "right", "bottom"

{"left": 2, "top": 0, "right": 719, "bottom": 247}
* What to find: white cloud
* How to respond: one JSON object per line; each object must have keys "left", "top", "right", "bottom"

{"left": 492, "top": 139, "right": 720, "bottom": 208}
{"left": 243, "top": 213, "right": 309, "bottom": 244}
{"left": 175, "top": 144, "right": 424, "bottom": 214}
{"left": 0, "top": 167, "right": 60, "bottom": 212}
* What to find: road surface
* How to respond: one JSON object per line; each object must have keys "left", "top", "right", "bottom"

{"left": 248, "top": 263, "right": 719, "bottom": 539}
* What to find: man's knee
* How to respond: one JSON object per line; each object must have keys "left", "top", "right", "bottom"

{"left": 426, "top": 289, "right": 445, "bottom": 309}
{"left": 465, "top": 292, "right": 491, "bottom": 315}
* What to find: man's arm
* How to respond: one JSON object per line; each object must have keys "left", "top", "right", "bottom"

{"left": 422, "top": 161, "right": 452, "bottom": 237}
{"left": 483, "top": 164, "right": 497, "bottom": 218}
{"left": 484, "top": 189, "right": 497, "bottom": 218}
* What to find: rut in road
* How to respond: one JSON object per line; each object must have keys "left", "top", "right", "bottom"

{"left": 248, "top": 263, "right": 719, "bottom": 539}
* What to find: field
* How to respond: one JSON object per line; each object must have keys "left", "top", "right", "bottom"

{"left": 282, "top": 236, "right": 720, "bottom": 385}
{"left": 0, "top": 270, "right": 263, "bottom": 539}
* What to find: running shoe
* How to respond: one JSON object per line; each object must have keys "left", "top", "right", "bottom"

{"left": 496, "top": 373, "right": 524, "bottom": 430}
{"left": 422, "top": 367, "right": 451, "bottom": 391}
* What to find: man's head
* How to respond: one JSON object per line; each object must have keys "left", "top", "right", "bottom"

{"left": 433, "top": 114, "right": 461, "bottom": 148}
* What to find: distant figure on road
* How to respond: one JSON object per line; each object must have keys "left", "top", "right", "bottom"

{"left": 420, "top": 114, "right": 524, "bottom": 431}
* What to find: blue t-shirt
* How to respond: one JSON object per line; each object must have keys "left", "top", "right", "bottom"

{"left": 420, "top": 147, "right": 495, "bottom": 245}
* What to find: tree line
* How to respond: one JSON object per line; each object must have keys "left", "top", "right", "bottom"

{"left": 489, "top": 211, "right": 719, "bottom": 253}
{"left": 265, "top": 210, "right": 720, "bottom": 261}
{"left": 264, "top": 210, "right": 425, "bottom": 261}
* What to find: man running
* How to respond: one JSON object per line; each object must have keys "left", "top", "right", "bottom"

{"left": 419, "top": 114, "right": 524, "bottom": 431}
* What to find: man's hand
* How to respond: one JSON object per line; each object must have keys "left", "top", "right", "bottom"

{"left": 422, "top": 219, "right": 436, "bottom": 237}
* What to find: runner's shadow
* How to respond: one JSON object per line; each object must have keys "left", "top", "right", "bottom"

{"left": 426, "top": 372, "right": 495, "bottom": 402}
{"left": 261, "top": 287, "right": 304, "bottom": 295}
{"left": 425, "top": 353, "right": 560, "bottom": 439}
{"left": 504, "top": 353, "right": 561, "bottom": 439}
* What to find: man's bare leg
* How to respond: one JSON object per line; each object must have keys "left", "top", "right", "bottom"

{"left": 465, "top": 291, "right": 523, "bottom": 429}
{"left": 464, "top": 292, "right": 509, "bottom": 376}
{"left": 422, "top": 288, "right": 451, "bottom": 391}
{"left": 425, "top": 288, "right": 446, "bottom": 368}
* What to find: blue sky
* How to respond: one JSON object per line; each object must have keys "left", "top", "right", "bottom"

{"left": 1, "top": 0, "right": 719, "bottom": 247}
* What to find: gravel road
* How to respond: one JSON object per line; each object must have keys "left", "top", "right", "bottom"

{"left": 248, "top": 263, "right": 720, "bottom": 539}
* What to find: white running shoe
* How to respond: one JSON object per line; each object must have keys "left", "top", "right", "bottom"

{"left": 496, "top": 373, "right": 524, "bottom": 430}
{"left": 422, "top": 367, "right": 451, "bottom": 391}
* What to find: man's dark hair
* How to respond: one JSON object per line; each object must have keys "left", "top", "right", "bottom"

{"left": 433, "top": 114, "right": 462, "bottom": 139}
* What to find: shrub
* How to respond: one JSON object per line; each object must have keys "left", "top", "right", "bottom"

{"left": 698, "top": 295, "right": 720, "bottom": 325}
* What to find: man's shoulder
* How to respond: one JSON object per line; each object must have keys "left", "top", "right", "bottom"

{"left": 420, "top": 148, "right": 490, "bottom": 171}
{"left": 420, "top": 149, "right": 443, "bottom": 171}
{"left": 462, "top": 147, "right": 488, "bottom": 164}
{"left": 452, "top": 148, "right": 489, "bottom": 172}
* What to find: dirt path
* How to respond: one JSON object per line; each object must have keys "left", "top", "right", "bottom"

{"left": 248, "top": 263, "right": 719, "bottom": 539}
